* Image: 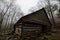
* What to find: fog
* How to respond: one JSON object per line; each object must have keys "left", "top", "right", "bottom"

{"left": 15, "top": 0, "right": 60, "bottom": 16}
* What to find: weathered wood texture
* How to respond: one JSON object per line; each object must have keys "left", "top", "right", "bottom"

{"left": 14, "top": 8, "right": 51, "bottom": 37}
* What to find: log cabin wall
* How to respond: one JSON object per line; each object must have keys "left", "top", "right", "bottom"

{"left": 15, "top": 23, "right": 22, "bottom": 36}
{"left": 15, "top": 22, "right": 42, "bottom": 36}
{"left": 14, "top": 8, "right": 52, "bottom": 37}
{"left": 22, "top": 22, "right": 42, "bottom": 37}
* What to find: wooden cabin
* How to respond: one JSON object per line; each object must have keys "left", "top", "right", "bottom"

{"left": 14, "top": 8, "right": 52, "bottom": 37}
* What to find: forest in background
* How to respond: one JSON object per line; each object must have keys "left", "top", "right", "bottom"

{"left": 0, "top": 0, "right": 60, "bottom": 40}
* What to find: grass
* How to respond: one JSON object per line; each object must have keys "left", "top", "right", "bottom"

{"left": 0, "top": 32, "right": 57, "bottom": 40}
{"left": 16, "top": 33, "right": 57, "bottom": 40}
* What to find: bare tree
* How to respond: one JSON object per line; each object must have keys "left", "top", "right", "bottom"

{"left": 57, "top": 9, "right": 60, "bottom": 18}
{"left": 45, "top": 0, "right": 58, "bottom": 32}
{"left": 0, "top": 0, "right": 23, "bottom": 35}
{"left": 0, "top": 0, "right": 23, "bottom": 40}
{"left": 0, "top": 0, "right": 15, "bottom": 35}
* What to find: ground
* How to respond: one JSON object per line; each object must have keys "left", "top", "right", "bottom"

{"left": 0, "top": 26, "right": 60, "bottom": 40}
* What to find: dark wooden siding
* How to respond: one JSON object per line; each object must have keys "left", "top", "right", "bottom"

{"left": 22, "top": 22, "right": 42, "bottom": 37}
{"left": 14, "top": 8, "right": 51, "bottom": 37}
{"left": 20, "top": 8, "right": 51, "bottom": 26}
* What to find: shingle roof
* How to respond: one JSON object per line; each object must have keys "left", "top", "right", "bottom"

{"left": 15, "top": 8, "right": 51, "bottom": 26}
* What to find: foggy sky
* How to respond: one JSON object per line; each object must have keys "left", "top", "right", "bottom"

{"left": 15, "top": 0, "right": 60, "bottom": 16}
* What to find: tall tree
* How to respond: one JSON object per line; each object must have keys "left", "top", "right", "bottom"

{"left": 0, "top": 0, "right": 23, "bottom": 35}
{"left": 46, "top": 0, "right": 57, "bottom": 31}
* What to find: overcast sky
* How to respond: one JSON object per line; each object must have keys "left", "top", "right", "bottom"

{"left": 15, "top": 0, "right": 60, "bottom": 16}
{"left": 15, "top": 0, "right": 46, "bottom": 15}
{"left": 15, "top": 0, "right": 39, "bottom": 15}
